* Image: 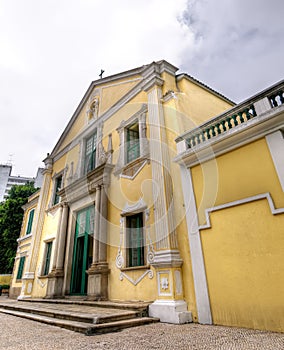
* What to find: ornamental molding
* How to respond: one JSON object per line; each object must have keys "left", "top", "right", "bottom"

{"left": 116, "top": 104, "right": 147, "bottom": 132}
{"left": 157, "top": 270, "right": 172, "bottom": 296}
{"left": 101, "top": 77, "right": 142, "bottom": 90}
{"left": 115, "top": 205, "right": 155, "bottom": 286}
{"left": 124, "top": 159, "right": 148, "bottom": 179}
{"left": 17, "top": 234, "right": 32, "bottom": 243}
{"left": 199, "top": 192, "right": 284, "bottom": 231}
{"left": 142, "top": 76, "right": 164, "bottom": 92}
{"left": 151, "top": 249, "right": 183, "bottom": 268}
{"left": 161, "top": 90, "right": 177, "bottom": 103}
{"left": 86, "top": 88, "right": 101, "bottom": 122}
{"left": 119, "top": 269, "right": 153, "bottom": 286}
{"left": 121, "top": 198, "right": 147, "bottom": 216}
{"left": 22, "top": 195, "right": 39, "bottom": 211}
{"left": 59, "top": 163, "right": 114, "bottom": 204}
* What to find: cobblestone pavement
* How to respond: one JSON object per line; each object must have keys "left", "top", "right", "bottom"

{"left": 0, "top": 312, "right": 283, "bottom": 350}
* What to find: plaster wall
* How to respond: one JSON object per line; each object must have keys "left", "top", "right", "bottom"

{"left": 190, "top": 137, "right": 284, "bottom": 331}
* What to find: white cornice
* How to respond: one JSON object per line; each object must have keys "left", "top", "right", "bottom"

{"left": 142, "top": 76, "right": 164, "bottom": 92}
{"left": 101, "top": 77, "right": 142, "bottom": 90}
{"left": 121, "top": 198, "right": 147, "bottom": 216}
{"left": 17, "top": 233, "right": 32, "bottom": 243}
{"left": 159, "top": 61, "right": 179, "bottom": 75}
{"left": 22, "top": 195, "right": 39, "bottom": 211}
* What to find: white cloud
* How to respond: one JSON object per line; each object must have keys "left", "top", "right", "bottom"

{"left": 0, "top": 0, "right": 282, "bottom": 176}
{"left": 179, "top": 0, "right": 284, "bottom": 101}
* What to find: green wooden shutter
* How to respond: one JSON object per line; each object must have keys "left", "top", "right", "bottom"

{"left": 26, "top": 209, "right": 35, "bottom": 235}
{"left": 84, "top": 132, "right": 97, "bottom": 174}
{"left": 127, "top": 123, "right": 140, "bottom": 163}
{"left": 16, "top": 256, "right": 25, "bottom": 280}
{"left": 127, "top": 213, "right": 144, "bottom": 267}
{"left": 43, "top": 242, "right": 53, "bottom": 275}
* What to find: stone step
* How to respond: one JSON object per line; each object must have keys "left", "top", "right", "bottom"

{"left": 0, "top": 308, "right": 159, "bottom": 335}
{"left": 22, "top": 298, "right": 150, "bottom": 313}
{"left": 0, "top": 302, "right": 137, "bottom": 324}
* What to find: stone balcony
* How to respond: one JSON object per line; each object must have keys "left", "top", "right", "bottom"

{"left": 175, "top": 80, "right": 284, "bottom": 164}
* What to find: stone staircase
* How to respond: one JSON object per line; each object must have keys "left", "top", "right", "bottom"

{"left": 0, "top": 298, "right": 159, "bottom": 335}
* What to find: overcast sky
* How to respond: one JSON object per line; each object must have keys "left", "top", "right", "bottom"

{"left": 1, "top": 0, "right": 283, "bottom": 177}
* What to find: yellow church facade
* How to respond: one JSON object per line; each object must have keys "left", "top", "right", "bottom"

{"left": 10, "top": 60, "right": 283, "bottom": 331}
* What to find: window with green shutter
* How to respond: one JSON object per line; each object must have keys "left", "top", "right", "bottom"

{"left": 26, "top": 209, "right": 35, "bottom": 235}
{"left": 84, "top": 132, "right": 97, "bottom": 174}
{"left": 16, "top": 256, "right": 25, "bottom": 280}
{"left": 126, "top": 122, "right": 140, "bottom": 163}
{"left": 43, "top": 242, "right": 53, "bottom": 275}
{"left": 126, "top": 213, "right": 144, "bottom": 267}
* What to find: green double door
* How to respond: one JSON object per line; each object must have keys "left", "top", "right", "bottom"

{"left": 70, "top": 206, "right": 95, "bottom": 295}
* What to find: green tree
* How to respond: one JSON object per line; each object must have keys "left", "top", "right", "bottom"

{"left": 0, "top": 182, "right": 38, "bottom": 274}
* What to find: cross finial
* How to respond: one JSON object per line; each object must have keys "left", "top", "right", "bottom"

{"left": 99, "top": 69, "right": 105, "bottom": 79}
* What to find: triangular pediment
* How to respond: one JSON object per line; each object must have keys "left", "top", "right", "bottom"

{"left": 50, "top": 68, "right": 145, "bottom": 157}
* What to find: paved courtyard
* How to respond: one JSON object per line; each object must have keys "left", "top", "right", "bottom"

{"left": 0, "top": 311, "right": 283, "bottom": 350}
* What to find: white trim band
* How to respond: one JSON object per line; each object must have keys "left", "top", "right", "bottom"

{"left": 199, "top": 192, "right": 284, "bottom": 231}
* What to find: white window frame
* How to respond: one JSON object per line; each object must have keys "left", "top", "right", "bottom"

{"left": 114, "top": 105, "right": 149, "bottom": 176}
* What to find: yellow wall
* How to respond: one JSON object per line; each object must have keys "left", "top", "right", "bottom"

{"left": 192, "top": 138, "right": 284, "bottom": 224}
{"left": 190, "top": 137, "right": 284, "bottom": 331}
{"left": 161, "top": 71, "right": 177, "bottom": 95}
{"left": 201, "top": 199, "right": 284, "bottom": 332}
{"left": 100, "top": 75, "right": 141, "bottom": 114}
{"left": 0, "top": 275, "right": 12, "bottom": 285}
{"left": 176, "top": 77, "right": 233, "bottom": 134}
{"left": 107, "top": 160, "right": 156, "bottom": 301}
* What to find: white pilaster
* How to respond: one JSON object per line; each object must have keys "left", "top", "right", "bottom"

{"left": 266, "top": 130, "right": 284, "bottom": 192}
{"left": 19, "top": 157, "right": 53, "bottom": 299}
{"left": 147, "top": 85, "right": 178, "bottom": 250}
{"left": 179, "top": 164, "right": 212, "bottom": 324}
{"left": 146, "top": 73, "right": 190, "bottom": 324}
{"left": 93, "top": 185, "right": 101, "bottom": 264}
{"left": 50, "top": 206, "right": 63, "bottom": 271}
{"left": 55, "top": 202, "right": 69, "bottom": 270}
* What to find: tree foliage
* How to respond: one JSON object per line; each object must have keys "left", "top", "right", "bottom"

{"left": 0, "top": 182, "right": 38, "bottom": 274}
